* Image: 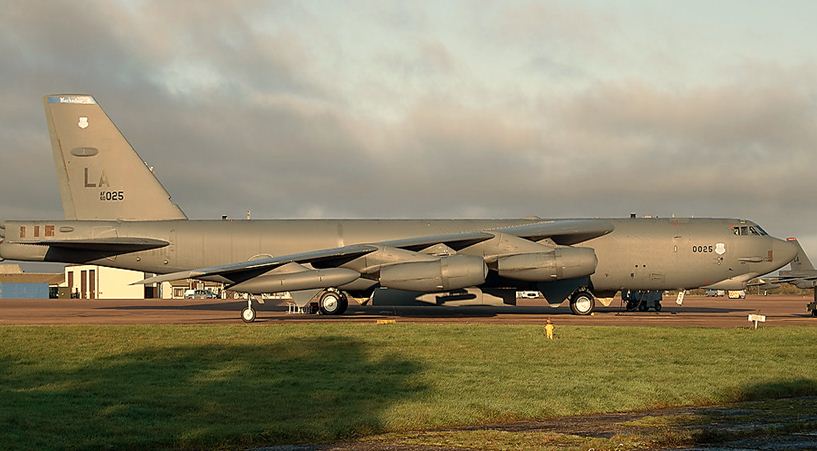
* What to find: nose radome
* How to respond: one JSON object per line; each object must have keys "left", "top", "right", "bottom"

{"left": 774, "top": 238, "right": 798, "bottom": 266}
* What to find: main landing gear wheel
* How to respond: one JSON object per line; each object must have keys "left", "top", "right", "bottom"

{"left": 318, "top": 290, "right": 348, "bottom": 315}
{"left": 570, "top": 290, "right": 595, "bottom": 316}
{"left": 241, "top": 306, "right": 256, "bottom": 323}
{"left": 654, "top": 302, "right": 663, "bottom": 312}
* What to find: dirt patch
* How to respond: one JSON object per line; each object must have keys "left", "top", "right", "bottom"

{"left": 305, "top": 396, "right": 817, "bottom": 450}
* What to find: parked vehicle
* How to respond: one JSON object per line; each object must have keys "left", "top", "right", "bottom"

{"left": 727, "top": 290, "right": 746, "bottom": 299}
{"left": 705, "top": 289, "right": 725, "bottom": 297}
{"left": 184, "top": 289, "right": 218, "bottom": 299}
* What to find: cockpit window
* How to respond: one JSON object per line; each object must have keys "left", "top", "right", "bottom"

{"left": 732, "top": 226, "right": 753, "bottom": 236}
{"left": 754, "top": 225, "right": 768, "bottom": 235}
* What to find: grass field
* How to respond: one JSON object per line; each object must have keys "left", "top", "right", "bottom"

{"left": 1, "top": 323, "right": 816, "bottom": 449}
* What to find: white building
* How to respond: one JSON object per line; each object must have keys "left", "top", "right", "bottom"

{"left": 63, "top": 265, "right": 148, "bottom": 299}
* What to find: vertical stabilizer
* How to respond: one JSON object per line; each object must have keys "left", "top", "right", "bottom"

{"left": 788, "top": 238, "right": 814, "bottom": 272}
{"left": 44, "top": 94, "right": 186, "bottom": 221}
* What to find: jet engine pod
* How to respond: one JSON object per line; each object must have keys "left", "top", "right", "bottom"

{"left": 496, "top": 247, "right": 597, "bottom": 282}
{"left": 379, "top": 254, "right": 488, "bottom": 292}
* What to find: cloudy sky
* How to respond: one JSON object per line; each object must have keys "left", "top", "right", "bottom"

{"left": 2, "top": 1, "right": 817, "bottom": 254}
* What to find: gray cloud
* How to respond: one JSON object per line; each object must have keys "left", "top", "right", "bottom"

{"left": 1, "top": 1, "right": 817, "bottom": 258}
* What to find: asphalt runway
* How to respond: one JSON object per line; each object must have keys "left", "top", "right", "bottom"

{"left": 0, "top": 295, "right": 814, "bottom": 327}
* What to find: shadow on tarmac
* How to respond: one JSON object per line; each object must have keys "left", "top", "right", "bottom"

{"left": 97, "top": 301, "right": 759, "bottom": 319}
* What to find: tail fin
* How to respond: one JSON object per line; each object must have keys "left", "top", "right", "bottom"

{"left": 788, "top": 238, "right": 814, "bottom": 272}
{"left": 43, "top": 94, "right": 186, "bottom": 221}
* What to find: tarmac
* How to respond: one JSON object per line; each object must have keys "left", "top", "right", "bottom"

{"left": 0, "top": 295, "right": 815, "bottom": 327}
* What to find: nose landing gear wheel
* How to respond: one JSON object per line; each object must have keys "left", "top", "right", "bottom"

{"left": 241, "top": 306, "right": 256, "bottom": 323}
{"left": 318, "top": 290, "right": 348, "bottom": 315}
{"left": 570, "top": 290, "right": 595, "bottom": 315}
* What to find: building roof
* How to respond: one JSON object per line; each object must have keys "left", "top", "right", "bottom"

{"left": 0, "top": 264, "right": 24, "bottom": 274}
{"left": 0, "top": 273, "right": 65, "bottom": 285}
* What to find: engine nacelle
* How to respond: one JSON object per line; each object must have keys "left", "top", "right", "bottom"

{"left": 496, "top": 247, "right": 597, "bottom": 282}
{"left": 379, "top": 254, "right": 488, "bottom": 292}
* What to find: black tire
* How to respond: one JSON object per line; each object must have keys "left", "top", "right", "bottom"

{"left": 241, "top": 306, "right": 256, "bottom": 323}
{"left": 337, "top": 295, "right": 349, "bottom": 315}
{"left": 625, "top": 301, "right": 638, "bottom": 312}
{"left": 570, "top": 291, "right": 595, "bottom": 316}
{"left": 654, "top": 302, "right": 662, "bottom": 312}
{"left": 811, "top": 308, "right": 817, "bottom": 318}
{"left": 318, "top": 290, "right": 344, "bottom": 315}
{"left": 638, "top": 302, "right": 648, "bottom": 312}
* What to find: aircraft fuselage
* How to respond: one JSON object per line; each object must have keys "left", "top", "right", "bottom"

{"left": 0, "top": 217, "right": 793, "bottom": 292}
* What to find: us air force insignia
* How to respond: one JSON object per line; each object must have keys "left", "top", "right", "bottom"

{"left": 715, "top": 242, "right": 726, "bottom": 255}
{"left": 78, "top": 116, "right": 89, "bottom": 129}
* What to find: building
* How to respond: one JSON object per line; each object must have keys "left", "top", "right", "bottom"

{"left": 61, "top": 265, "right": 229, "bottom": 299}
{"left": 0, "top": 264, "right": 64, "bottom": 299}
{"left": 63, "top": 265, "right": 150, "bottom": 299}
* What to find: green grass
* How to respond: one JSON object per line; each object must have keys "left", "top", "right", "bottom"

{"left": 1, "top": 324, "right": 816, "bottom": 449}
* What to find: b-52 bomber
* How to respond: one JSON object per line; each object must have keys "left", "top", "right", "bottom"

{"left": 0, "top": 95, "right": 799, "bottom": 321}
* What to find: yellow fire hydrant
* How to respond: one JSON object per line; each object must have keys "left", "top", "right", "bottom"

{"left": 544, "top": 319, "right": 554, "bottom": 340}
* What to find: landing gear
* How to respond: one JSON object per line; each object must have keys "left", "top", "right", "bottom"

{"left": 570, "top": 290, "right": 595, "bottom": 315}
{"left": 318, "top": 289, "right": 348, "bottom": 315}
{"left": 623, "top": 290, "right": 663, "bottom": 313}
{"left": 241, "top": 299, "right": 257, "bottom": 323}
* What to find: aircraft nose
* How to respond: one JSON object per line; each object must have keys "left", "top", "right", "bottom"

{"left": 773, "top": 238, "right": 798, "bottom": 267}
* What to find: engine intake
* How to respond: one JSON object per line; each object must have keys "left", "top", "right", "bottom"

{"left": 496, "top": 247, "right": 597, "bottom": 282}
{"left": 379, "top": 254, "right": 487, "bottom": 292}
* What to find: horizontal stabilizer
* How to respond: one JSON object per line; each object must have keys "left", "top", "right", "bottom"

{"left": 10, "top": 237, "right": 169, "bottom": 252}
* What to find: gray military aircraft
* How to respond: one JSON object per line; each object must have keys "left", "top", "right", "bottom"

{"left": 751, "top": 238, "right": 817, "bottom": 317}
{"left": 0, "top": 94, "right": 799, "bottom": 321}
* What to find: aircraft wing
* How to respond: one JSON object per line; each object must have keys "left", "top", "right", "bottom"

{"left": 136, "top": 219, "right": 615, "bottom": 287}
{"left": 496, "top": 219, "right": 615, "bottom": 244}
{"left": 138, "top": 243, "right": 380, "bottom": 285}
{"left": 9, "top": 237, "right": 169, "bottom": 252}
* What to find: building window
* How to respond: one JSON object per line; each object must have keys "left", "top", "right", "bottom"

{"left": 34, "top": 225, "right": 40, "bottom": 237}
{"left": 19, "top": 226, "right": 25, "bottom": 238}
{"left": 45, "top": 225, "right": 55, "bottom": 237}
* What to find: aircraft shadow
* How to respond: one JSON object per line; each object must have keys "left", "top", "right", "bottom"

{"left": 98, "top": 301, "right": 759, "bottom": 318}
{"left": 0, "top": 336, "right": 425, "bottom": 449}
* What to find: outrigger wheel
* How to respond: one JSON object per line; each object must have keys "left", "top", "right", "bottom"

{"left": 318, "top": 289, "right": 348, "bottom": 315}
{"left": 241, "top": 305, "right": 257, "bottom": 323}
{"left": 569, "top": 290, "right": 595, "bottom": 315}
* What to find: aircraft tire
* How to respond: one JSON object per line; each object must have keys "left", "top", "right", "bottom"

{"left": 638, "top": 302, "right": 648, "bottom": 312}
{"left": 811, "top": 308, "right": 817, "bottom": 318}
{"left": 241, "top": 306, "right": 257, "bottom": 323}
{"left": 318, "top": 290, "right": 345, "bottom": 315}
{"left": 570, "top": 291, "right": 595, "bottom": 315}
{"left": 337, "top": 295, "right": 349, "bottom": 315}
{"left": 654, "top": 302, "right": 662, "bottom": 312}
